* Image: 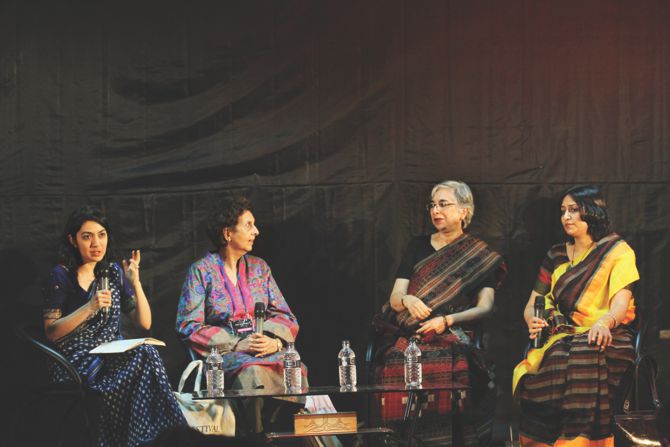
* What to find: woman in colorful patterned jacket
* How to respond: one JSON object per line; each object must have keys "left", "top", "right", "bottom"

{"left": 514, "top": 185, "right": 639, "bottom": 446}
{"left": 176, "top": 195, "right": 303, "bottom": 433}
{"left": 374, "top": 180, "right": 506, "bottom": 447}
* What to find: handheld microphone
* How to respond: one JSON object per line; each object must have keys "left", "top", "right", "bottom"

{"left": 254, "top": 302, "right": 266, "bottom": 334}
{"left": 532, "top": 296, "right": 545, "bottom": 349}
{"left": 95, "top": 261, "right": 111, "bottom": 315}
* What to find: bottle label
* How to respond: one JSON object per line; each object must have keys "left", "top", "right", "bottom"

{"left": 284, "top": 360, "right": 301, "bottom": 368}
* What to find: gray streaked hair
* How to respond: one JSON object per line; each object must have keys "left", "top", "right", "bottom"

{"left": 430, "top": 180, "right": 475, "bottom": 229}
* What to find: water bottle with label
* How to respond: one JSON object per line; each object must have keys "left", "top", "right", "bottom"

{"left": 206, "top": 346, "right": 224, "bottom": 395}
{"left": 338, "top": 340, "right": 357, "bottom": 389}
{"left": 404, "top": 337, "right": 422, "bottom": 387}
{"left": 283, "top": 342, "right": 302, "bottom": 391}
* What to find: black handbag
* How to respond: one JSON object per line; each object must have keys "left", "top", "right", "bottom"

{"left": 613, "top": 353, "right": 665, "bottom": 447}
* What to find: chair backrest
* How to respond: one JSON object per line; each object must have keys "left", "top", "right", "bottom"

{"left": 627, "top": 315, "right": 661, "bottom": 412}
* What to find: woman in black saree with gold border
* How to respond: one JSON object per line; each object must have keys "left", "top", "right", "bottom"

{"left": 374, "top": 180, "right": 506, "bottom": 447}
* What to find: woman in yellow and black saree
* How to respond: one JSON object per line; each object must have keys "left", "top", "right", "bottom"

{"left": 374, "top": 180, "right": 506, "bottom": 447}
{"left": 514, "top": 185, "right": 639, "bottom": 447}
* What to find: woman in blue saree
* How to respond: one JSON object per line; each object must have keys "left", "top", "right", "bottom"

{"left": 42, "top": 206, "right": 186, "bottom": 447}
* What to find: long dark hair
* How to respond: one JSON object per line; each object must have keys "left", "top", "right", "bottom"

{"left": 563, "top": 185, "right": 611, "bottom": 242}
{"left": 58, "top": 206, "right": 113, "bottom": 269}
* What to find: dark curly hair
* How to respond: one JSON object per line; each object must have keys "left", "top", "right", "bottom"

{"left": 562, "top": 185, "right": 611, "bottom": 242}
{"left": 206, "top": 196, "right": 253, "bottom": 250}
{"left": 58, "top": 205, "right": 113, "bottom": 268}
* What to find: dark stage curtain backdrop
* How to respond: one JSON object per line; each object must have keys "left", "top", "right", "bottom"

{"left": 2, "top": 0, "right": 669, "bottom": 436}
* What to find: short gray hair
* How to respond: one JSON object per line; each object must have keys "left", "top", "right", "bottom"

{"left": 430, "top": 180, "right": 475, "bottom": 229}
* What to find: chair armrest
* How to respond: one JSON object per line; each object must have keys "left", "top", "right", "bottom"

{"left": 15, "top": 324, "right": 83, "bottom": 385}
{"left": 473, "top": 329, "right": 483, "bottom": 350}
{"left": 364, "top": 323, "right": 382, "bottom": 385}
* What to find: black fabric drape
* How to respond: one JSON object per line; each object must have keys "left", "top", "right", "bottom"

{"left": 2, "top": 0, "right": 669, "bottom": 440}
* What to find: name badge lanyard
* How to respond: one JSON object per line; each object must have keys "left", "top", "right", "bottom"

{"left": 217, "top": 255, "right": 253, "bottom": 320}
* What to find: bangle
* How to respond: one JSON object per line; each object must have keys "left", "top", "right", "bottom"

{"left": 595, "top": 315, "right": 616, "bottom": 329}
{"left": 442, "top": 315, "right": 449, "bottom": 327}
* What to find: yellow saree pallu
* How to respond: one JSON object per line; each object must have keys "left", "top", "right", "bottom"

{"left": 513, "top": 233, "right": 639, "bottom": 447}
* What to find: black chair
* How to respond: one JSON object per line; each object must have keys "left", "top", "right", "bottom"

{"left": 12, "top": 322, "right": 98, "bottom": 447}
{"left": 614, "top": 317, "right": 660, "bottom": 411}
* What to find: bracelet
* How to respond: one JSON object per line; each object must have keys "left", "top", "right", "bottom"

{"left": 442, "top": 315, "right": 449, "bottom": 327}
{"left": 595, "top": 315, "right": 616, "bottom": 329}
{"left": 275, "top": 338, "right": 282, "bottom": 352}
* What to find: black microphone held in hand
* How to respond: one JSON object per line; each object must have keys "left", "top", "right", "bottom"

{"left": 532, "top": 295, "right": 545, "bottom": 349}
{"left": 254, "top": 302, "right": 266, "bottom": 334}
{"left": 95, "top": 261, "right": 111, "bottom": 315}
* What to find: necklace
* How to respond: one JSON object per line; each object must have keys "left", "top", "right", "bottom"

{"left": 570, "top": 241, "right": 595, "bottom": 266}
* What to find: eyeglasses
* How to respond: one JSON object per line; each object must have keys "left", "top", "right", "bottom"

{"left": 426, "top": 201, "right": 458, "bottom": 211}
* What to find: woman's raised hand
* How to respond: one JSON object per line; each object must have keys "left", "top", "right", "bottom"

{"left": 123, "top": 249, "right": 141, "bottom": 284}
{"left": 404, "top": 295, "right": 432, "bottom": 320}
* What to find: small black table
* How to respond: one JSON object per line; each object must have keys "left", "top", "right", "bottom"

{"left": 193, "top": 383, "right": 469, "bottom": 446}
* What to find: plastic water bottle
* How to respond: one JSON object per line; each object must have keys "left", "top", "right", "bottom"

{"left": 338, "top": 340, "right": 357, "bottom": 389}
{"left": 283, "top": 342, "right": 302, "bottom": 391}
{"left": 404, "top": 337, "right": 422, "bottom": 387}
{"left": 206, "top": 346, "right": 224, "bottom": 395}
